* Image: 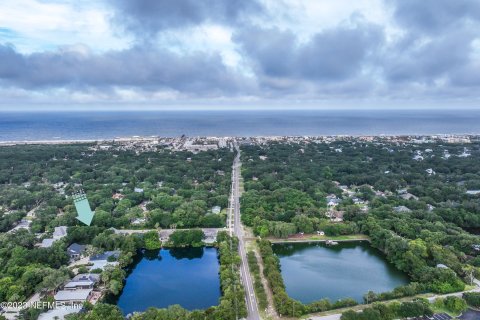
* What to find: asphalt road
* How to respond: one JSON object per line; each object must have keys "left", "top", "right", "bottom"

{"left": 231, "top": 143, "right": 260, "bottom": 320}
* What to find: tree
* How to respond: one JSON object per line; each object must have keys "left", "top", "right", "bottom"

{"left": 444, "top": 296, "right": 467, "bottom": 314}
{"left": 169, "top": 229, "right": 205, "bottom": 247}
{"left": 143, "top": 231, "right": 161, "bottom": 250}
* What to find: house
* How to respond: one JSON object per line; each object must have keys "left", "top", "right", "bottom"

{"left": 72, "top": 273, "right": 100, "bottom": 283}
{"left": 40, "top": 239, "right": 55, "bottom": 248}
{"left": 53, "top": 226, "right": 68, "bottom": 240}
{"left": 54, "top": 289, "right": 93, "bottom": 304}
{"left": 326, "top": 210, "right": 344, "bottom": 222}
{"left": 64, "top": 280, "right": 94, "bottom": 291}
{"left": 211, "top": 206, "right": 221, "bottom": 214}
{"left": 131, "top": 217, "right": 146, "bottom": 225}
{"left": 466, "top": 190, "right": 480, "bottom": 196}
{"left": 401, "top": 193, "right": 419, "bottom": 201}
{"left": 351, "top": 197, "right": 365, "bottom": 205}
{"left": 394, "top": 206, "right": 412, "bottom": 213}
{"left": 436, "top": 264, "right": 449, "bottom": 269}
{"left": 134, "top": 187, "right": 144, "bottom": 193}
{"left": 112, "top": 193, "right": 125, "bottom": 200}
{"left": 8, "top": 219, "right": 31, "bottom": 233}
{"left": 89, "top": 250, "right": 120, "bottom": 271}
{"left": 64, "top": 274, "right": 100, "bottom": 290}
{"left": 326, "top": 195, "right": 341, "bottom": 207}
{"left": 67, "top": 243, "right": 86, "bottom": 260}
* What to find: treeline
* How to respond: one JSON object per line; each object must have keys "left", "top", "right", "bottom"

{"left": 257, "top": 239, "right": 357, "bottom": 317}
{"left": 246, "top": 251, "right": 268, "bottom": 310}
{"left": 168, "top": 229, "right": 205, "bottom": 247}
{"left": 342, "top": 294, "right": 471, "bottom": 320}
{"left": 359, "top": 216, "right": 466, "bottom": 294}
{"left": 341, "top": 299, "right": 433, "bottom": 320}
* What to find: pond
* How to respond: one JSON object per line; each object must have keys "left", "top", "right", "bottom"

{"left": 272, "top": 241, "right": 409, "bottom": 304}
{"left": 114, "top": 247, "right": 221, "bottom": 316}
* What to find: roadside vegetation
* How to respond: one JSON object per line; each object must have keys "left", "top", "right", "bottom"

{"left": 247, "top": 251, "right": 268, "bottom": 310}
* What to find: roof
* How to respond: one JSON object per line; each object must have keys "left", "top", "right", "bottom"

{"left": 53, "top": 226, "right": 67, "bottom": 238}
{"left": 64, "top": 280, "right": 94, "bottom": 289}
{"left": 67, "top": 243, "right": 86, "bottom": 255}
{"left": 394, "top": 206, "right": 411, "bottom": 213}
{"left": 54, "top": 289, "right": 92, "bottom": 301}
{"left": 40, "top": 239, "right": 55, "bottom": 248}
{"left": 90, "top": 250, "right": 120, "bottom": 261}
{"left": 467, "top": 190, "right": 480, "bottom": 195}
{"left": 72, "top": 273, "right": 100, "bottom": 282}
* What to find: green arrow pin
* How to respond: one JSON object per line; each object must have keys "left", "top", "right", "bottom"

{"left": 73, "top": 192, "right": 94, "bottom": 226}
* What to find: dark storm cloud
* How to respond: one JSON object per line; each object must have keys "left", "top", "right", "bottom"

{"left": 234, "top": 21, "right": 384, "bottom": 90}
{"left": 0, "top": 44, "right": 251, "bottom": 95}
{"left": 109, "top": 0, "right": 263, "bottom": 36}
{"left": 382, "top": 0, "right": 480, "bottom": 88}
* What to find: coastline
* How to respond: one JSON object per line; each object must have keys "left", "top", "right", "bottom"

{"left": 0, "top": 134, "right": 478, "bottom": 146}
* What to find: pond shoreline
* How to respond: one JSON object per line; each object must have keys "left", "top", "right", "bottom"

{"left": 267, "top": 234, "right": 370, "bottom": 244}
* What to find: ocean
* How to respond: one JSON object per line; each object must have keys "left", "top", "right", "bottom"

{"left": 0, "top": 109, "right": 479, "bottom": 141}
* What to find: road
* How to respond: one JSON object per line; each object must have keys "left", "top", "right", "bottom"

{"left": 230, "top": 142, "right": 260, "bottom": 320}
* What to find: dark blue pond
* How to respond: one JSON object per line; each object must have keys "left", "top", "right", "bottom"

{"left": 115, "top": 247, "right": 221, "bottom": 315}
{"left": 273, "top": 242, "right": 409, "bottom": 304}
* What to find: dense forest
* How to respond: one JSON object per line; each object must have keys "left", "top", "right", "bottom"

{"left": 241, "top": 139, "right": 480, "bottom": 313}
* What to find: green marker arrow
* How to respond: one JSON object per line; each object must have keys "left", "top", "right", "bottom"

{"left": 73, "top": 192, "right": 94, "bottom": 226}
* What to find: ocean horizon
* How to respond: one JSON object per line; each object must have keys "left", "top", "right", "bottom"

{"left": 1, "top": 109, "right": 479, "bottom": 141}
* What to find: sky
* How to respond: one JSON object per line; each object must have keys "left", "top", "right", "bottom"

{"left": 0, "top": 0, "right": 479, "bottom": 110}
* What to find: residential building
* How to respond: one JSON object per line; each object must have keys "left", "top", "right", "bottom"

{"left": 54, "top": 289, "right": 93, "bottom": 304}
{"left": 67, "top": 243, "right": 86, "bottom": 260}
{"left": 53, "top": 226, "right": 68, "bottom": 240}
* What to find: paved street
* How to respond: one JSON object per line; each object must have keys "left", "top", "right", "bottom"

{"left": 230, "top": 143, "right": 260, "bottom": 320}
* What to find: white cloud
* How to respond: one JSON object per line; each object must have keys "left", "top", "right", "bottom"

{"left": 0, "top": 0, "right": 130, "bottom": 53}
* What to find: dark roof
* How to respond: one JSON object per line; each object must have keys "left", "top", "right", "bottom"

{"left": 67, "top": 243, "right": 86, "bottom": 255}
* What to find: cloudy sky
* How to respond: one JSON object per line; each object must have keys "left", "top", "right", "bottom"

{"left": 0, "top": 0, "right": 479, "bottom": 109}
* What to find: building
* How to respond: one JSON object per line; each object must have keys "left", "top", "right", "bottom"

{"left": 211, "top": 206, "right": 221, "bottom": 214}
{"left": 394, "top": 206, "right": 412, "bottom": 213}
{"left": 134, "top": 187, "right": 144, "bottom": 193}
{"left": 40, "top": 239, "right": 55, "bottom": 248}
{"left": 53, "top": 226, "right": 68, "bottom": 240}
{"left": 54, "top": 289, "right": 93, "bottom": 304}
{"left": 466, "top": 190, "right": 480, "bottom": 195}
{"left": 89, "top": 251, "right": 120, "bottom": 271}
{"left": 63, "top": 274, "right": 100, "bottom": 290}
{"left": 67, "top": 243, "right": 86, "bottom": 260}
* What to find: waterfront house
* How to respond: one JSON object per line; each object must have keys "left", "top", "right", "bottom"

{"left": 63, "top": 274, "right": 100, "bottom": 290}
{"left": 54, "top": 289, "right": 93, "bottom": 304}
{"left": 89, "top": 250, "right": 120, "bottom": 271}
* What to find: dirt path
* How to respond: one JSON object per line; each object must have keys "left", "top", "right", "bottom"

{"left": 254, "top": 247, "right": 279, "bottom": 320}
